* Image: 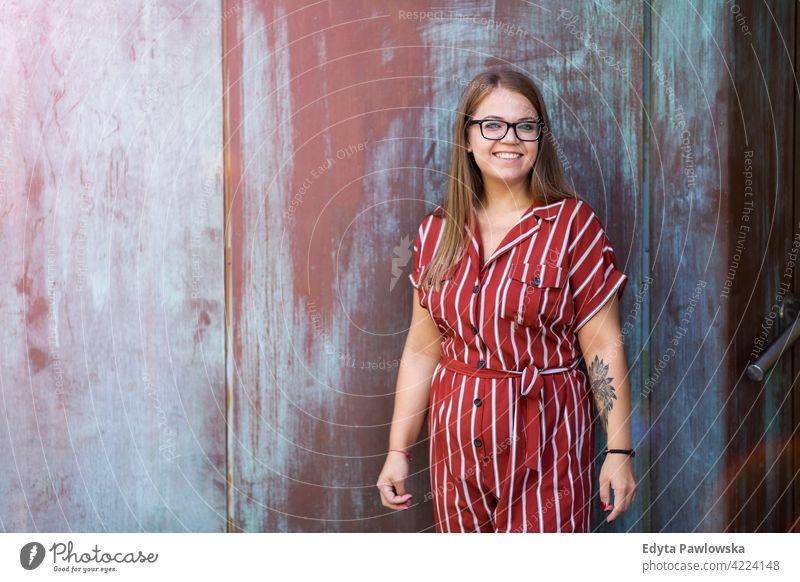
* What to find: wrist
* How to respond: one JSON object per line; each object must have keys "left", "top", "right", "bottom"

{"left": 388, "top": 448, "right": 413, "bottom": 461}
{"left": 603, "top": 447, "right": 635, "bottom": 458}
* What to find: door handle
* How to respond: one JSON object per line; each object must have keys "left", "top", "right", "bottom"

{"left": 747, "top": 313, "right": 800, "bottom": 381}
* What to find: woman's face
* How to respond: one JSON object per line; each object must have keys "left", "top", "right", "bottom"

{"left": 466, "top": 88, "right": 541, "bottom": 190}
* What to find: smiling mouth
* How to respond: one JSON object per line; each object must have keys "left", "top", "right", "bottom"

{"left": 493, "top": 152, "right": 523, "bottom": 159}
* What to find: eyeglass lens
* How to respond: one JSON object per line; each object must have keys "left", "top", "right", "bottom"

{"left": 481, "top": 121, "right": 541, "bottom": 141}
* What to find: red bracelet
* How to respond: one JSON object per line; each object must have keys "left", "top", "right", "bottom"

{"left": 389, "top": 449, "right": 413, "bottom": 461}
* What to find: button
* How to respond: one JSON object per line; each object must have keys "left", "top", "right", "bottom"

{"left": 471, "top": 325, "right": 478, "bottom": 334}
{"left": 532, "top": 276, "right": 541, "bottom": 286}
{"left": 473, "top": 285, "right": 479, "bottom": 293}
{"left": 474, "top": 438, "right": 483, "bottom": 447}
{"left": 477, "top": 359, "right": 485, "bottom": 368}
{"left": 473, "top": 397, "right": 482, "bottom": 407}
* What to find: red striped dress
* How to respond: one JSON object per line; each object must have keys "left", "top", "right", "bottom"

{"left": 408, "top": 197, "right": 628, "bottom": 533}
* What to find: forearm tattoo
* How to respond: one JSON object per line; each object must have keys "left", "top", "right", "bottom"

{"left": 589, "top": 355, "right": 616, "bottom": 433}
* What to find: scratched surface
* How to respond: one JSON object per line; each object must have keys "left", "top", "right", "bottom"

{"left": 224, "top": 0, "right": 645, "bottom": 532}
{"left": 0, "top": 1, "right": 226, "bottom": 531}
{"left": 648, "top": 0, "right": 736, "bottom": 532}
{"left": 1, "top": 0, "right": 795, "bottom": 534}
{"left": 649, "top": 0, "right": 798, "bottom": 532}
{"left": 724, "top": 1, "right": 798, "bottom": 532}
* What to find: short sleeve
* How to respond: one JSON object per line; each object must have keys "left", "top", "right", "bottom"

{"left": 567, "top": 202, "right": 628, "bottom": 332}
{"left": 408, "top": 223, "right": 424, "bottom": 290}
{"left": 407, "top": 210, "right": 441, "bottom": 290}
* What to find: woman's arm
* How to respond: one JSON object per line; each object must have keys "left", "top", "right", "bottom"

{"left": 388, "top": 291, "right": 443, "bottom": 452}
{"left": 576, "top": 294, "right": 637, "bottom": 522}
{"left": 377, "top": 290, "right": 443, "bottom": 510}
{"left": 577, "top": 294, "right": 631, "bottom": 448}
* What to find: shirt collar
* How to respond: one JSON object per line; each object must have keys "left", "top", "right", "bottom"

{"left": 464, "top": 199, "right": 566, "bottom": 271}
{"left": 529, "top": 199, "right": 565, "bottom": 221}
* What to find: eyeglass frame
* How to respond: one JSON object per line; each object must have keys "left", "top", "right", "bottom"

{"left": 466, "top": 117, "right": 546, "bottom": 142}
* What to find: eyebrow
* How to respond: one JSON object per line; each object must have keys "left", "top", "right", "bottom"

{"left": 481, "top": 115, "right": 538, "bottom": 121}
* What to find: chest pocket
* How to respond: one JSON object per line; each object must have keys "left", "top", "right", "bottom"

{"left": 501, "top": 261, "right": 572, "bottom": 327}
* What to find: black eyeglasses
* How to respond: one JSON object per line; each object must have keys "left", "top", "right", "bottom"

{"left": 467, "top": 118, "right": 545, "bottom": 142}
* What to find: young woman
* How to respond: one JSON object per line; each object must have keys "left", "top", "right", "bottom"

{"left": 376, "top": 69, "right": 637, "bottom": 532}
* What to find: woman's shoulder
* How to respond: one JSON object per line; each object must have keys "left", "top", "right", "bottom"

{"left": 557, "top": 196, "right": 606, "bottom": 230}
{"left": 411, "top": 205, "right": 448, "bottom": 258}
{"left": 430, "top": 205, "right": 446, "bottom": 218}
{"left": 416, "top": 204, "right": 446, "bottom": 232}
{"left": 425, "top": 204, "right": 446, "bottom": 222}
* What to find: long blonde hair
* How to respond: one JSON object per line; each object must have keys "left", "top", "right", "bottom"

{"left": 423, "top": 69, "right": 581, "bottom": 290}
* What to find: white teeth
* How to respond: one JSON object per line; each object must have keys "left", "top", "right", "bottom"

{"left": 493, "top": 152, "right": 522, "bottom": 159}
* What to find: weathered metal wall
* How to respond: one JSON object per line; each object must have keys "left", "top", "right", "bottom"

{"left": 647, "top": 0, "right": 798, "bottom": 533}
{"left": 1, "top": 0, "right": 796, "bottom": 533}
{"left": 726, "top": 0, "right": 798, "bottom": 532}
{"left": 0, "top": 1, "right": 226, "bottom": 530}
{"left": 224, "top": 0, "right": 646, "bottom": 532}
{"left": 647, "top": 0, "right": 735, "bottom": 532}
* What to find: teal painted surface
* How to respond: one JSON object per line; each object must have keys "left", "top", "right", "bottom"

{"left": 225, "top": 0, "right": 648, "bottom": 532}
{"left": 648, "top": 0, "right": 733, "bottom": 531}
{"left": 1, "top": 0, "right": 795, "bottom": 533}
{"left": 0, "top": 1, "right": 226, "bottom": 531}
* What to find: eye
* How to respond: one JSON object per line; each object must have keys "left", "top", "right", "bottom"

{"left": 484, "top": 121, "right": 504, "bottom": 130}
{"left": 517, "top": 122, "right": 535, "bottom": 131}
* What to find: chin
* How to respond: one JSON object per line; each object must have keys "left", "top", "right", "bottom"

{"left": 488, "top": 168, "right": 530, "bottom": 182}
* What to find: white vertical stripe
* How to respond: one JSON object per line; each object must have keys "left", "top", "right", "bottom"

{"left": 565, "top": 372, "right": 579, "bottom": 532}
{"left": 536, "top": 392, "right": 545, "bottom": 532}
{"left": 437, "top": 389, "right": 450, "bottom": 532}
{"left": 503, "top": 378, "right": 516, "bottom": 533}
{"left": 470, "top": 378, "right": 493, "bottom": 523}
{"left": 454, "top": 376, "right": 481, "bottom": 531}
{"left": 550, "top": 379, "right": 562, "bottom": 532}
{"left": 491, "top": 379, "right": 501, "bottom": 500}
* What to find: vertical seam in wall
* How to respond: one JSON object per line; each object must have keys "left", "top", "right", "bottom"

{"left": 222, "top": 0, "right": 234, "bottom": 534}
{"left": 642, "top": 0, "right": 652, "bottom": 535}
{"left": 793, "top": 0, "right": 798, "bottom": 532}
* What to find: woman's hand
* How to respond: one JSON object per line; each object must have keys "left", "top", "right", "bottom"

{"left": 599, "top": 453, "right": 637, "bottom": 523}
{"left": 376, "top": 452, "right": 413, "bottom": 510}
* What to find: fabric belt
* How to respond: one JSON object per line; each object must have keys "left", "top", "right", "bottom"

{"left": 438, "top": 353, "right": 581, "bottom": 472}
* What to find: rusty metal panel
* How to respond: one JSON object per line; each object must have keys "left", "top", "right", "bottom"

{"left": 0, "top": 1, "right": 226, "bottom": 530}
{"left": 725, "top": 0, "right": 797, "bottom": 532}
{"left": 225, "top": 0, "right": 645, "bottom": 532}
{"left": 4, "top": 0, "right": 791, "bottom": 535}
{"left": 648, "top": 1, "right": 739, "bottom": 531}
{"left": 648, "top": 0, "right": 734, "bottom": 531}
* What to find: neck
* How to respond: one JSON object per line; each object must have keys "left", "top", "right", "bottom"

{"left": 478, "top": 177, "right": 536, "bottom": 214}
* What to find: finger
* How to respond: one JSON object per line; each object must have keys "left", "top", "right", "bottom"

{"left": 617, "top": 484, "right": 634, "bottom": 511}
{"left": 606, "top": 497, "right": 624, "bottom": 522}
{"left": 599, "top": 478, "right": 611, "bottom": 508}
{"left": 626, "top": 487, "right": 638, "bottom": 511}
{"left": 621, "top": 487, "right": 634, "bottom": 510}
{"left": 377, "top": 482, "right": 413, "bottom": 508}
{"left": 606, "top": 507, "right": 621, "bottom": 522}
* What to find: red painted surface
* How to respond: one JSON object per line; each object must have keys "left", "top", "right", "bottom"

{"left": 0, "top": 1, "right": 226, "bottom": 531}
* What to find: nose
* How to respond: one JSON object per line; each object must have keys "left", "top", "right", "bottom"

{"left": 500, "top": 126, "right": 522, "bottom": 144}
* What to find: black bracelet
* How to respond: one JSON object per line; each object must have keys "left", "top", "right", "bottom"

{"left": 604, "top": 448, "right": 635, "bottom": 457}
